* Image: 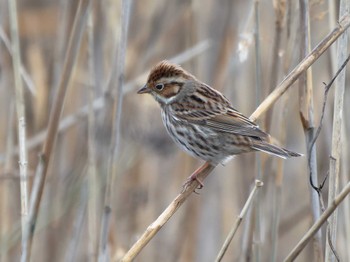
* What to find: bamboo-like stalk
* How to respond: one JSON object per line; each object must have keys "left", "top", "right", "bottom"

{"left": 327, "top": 0, "right": 337, "bottom": 75}
{"left": 215, "top": 180, "right": 263, "bottom": 262}
{"left": 325, "top": 0, "right": 349, "bottom": 261}
{"left": 1, "top": 100, "right": 15, "bottom": 261}
{"left": 233, "top": 5, "right": 258, "bottom": 258}
{"left": 271, "top": 161, "right": 283, "bottom": 262}
{"left": 51, "top": 0, "right": 70, "bottom": 90}
{"left": 8, "top": 0, "right": 29, "bottom": 261}
{"left": 298, "top": 0, "right": 323, "bottom": 260}
{"left": 97, "top": 0, "right": 132, "bottom": 261}
{"left": 340, "top": 124, "right": 350, "bottom": 261}
{"left": 240, "top": 192, "right": 254, "bottom": 262}
{"left": 265, "top": 0, "right": 286, "bottom": 132}
{"left": 239, "top": 2, "right": 263, "bottom": 260}
{"left": 270, "top": 2, "right": 295, "bottom": 259}
{"left": 250, "top": 13, "right": 350, "bottom": 122}
{"left": 270, "top": 93, "right": 289, "bottom": 262}
{"left": 120, "top": 162, "right": 216, "bottom": 262}
{"left": 23, "top": 0, "right": 92, "bottom": 260}
{"left": 253, "top": 1, "right": 262, "bottom": 261}
{"left": 284, "top": 181, "right": 350, "bottom": 261}
{"left": 87, "top": 8, "right": 99, "bottom": 261}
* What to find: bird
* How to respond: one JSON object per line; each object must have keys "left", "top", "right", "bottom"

{"left": 138, "top": 60, "right": 301, "bottom": 185}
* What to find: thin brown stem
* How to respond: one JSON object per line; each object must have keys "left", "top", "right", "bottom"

{"left": 98, "top": 0, "right": 132, "bottom": 260}
{"left": 325, "top": 1, "right": 349, "bottom": 261}
{"left": 120, "top": 162, "right": 216, "bottom": 262}
{"left": 215, "top": 180, "right": 263, "bottom": 262}
{"left": 8, "top": 0, "right": 29, "bottom": 260}
{"left": 1, "top": 100, "right": 15, "bottom": 261}
{"left": 250, "top": 13, "right": 350, "bottom": 122}
{"left": 253, "top": 1, "right": 262, "bottom": 261}
{"left": 25, "top": 0, "right": 92, "bottom": 259}
{"left": 87, "top": 9, "right": 99, "bottom": 261}
{"left": 298, "top": 0, "right": 323, "bottom": 260}
{"left": 265, "top": 0, "right": 286, "bottom": 132}
{"left": 284, "top": 181, "right": 350, "bottom": 261}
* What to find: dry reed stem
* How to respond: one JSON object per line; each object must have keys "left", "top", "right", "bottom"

{"left": 270, "top": 92, "right": 288, "bottom": 262}
{"left": 252, "top": 1, "right": 262, "bottom": 261}
{"left": 8, "top": 0, "right": 30, "bottom": 260}
{"left": 284, "top": 181, "right": 350, "bottom": 261}
{"left": 98, "top": 0, "right": 132, "bottom": 261}
{"left": 269, "top": 2, "right": 290, "bottom": 260}
{"left": 250, "top": 13, "right": 350, "bottom": 122}
{"left": 298, "top": 0, "right": 323, "bottom": 260}
{"left": 327, "top": 0, "right": 337, "bottom": 75}
{"left": 24, "top": 0, "right": 92, "bottom": 259}
{"left": 21, "top": 154, "right": 44, "bottom": 262}
{"left": 120, "top": 163, "right": 216, "bottom": 262}
{"left": 51, "top": 0, "right": 70, "bottom": 89}
{"left": 87, "top": 9, "right": 99, "bottom": 261}
{"left": 1, "top": 100, "right": 15, "bottom": 261}
{"left": 340, "top": 125, "right": 350, "bottom": 261}
{"left": 325, "top": 1, "right": 349, "bottom": 261}
{"left": 215, "top": 180, "right": 263, "bottom": 262}
{"left": 268, "top": 3, "right": 299, "bottom": 257}
{"left": 265, "top": 0, "right": 286, "bottom": 131}
{"left": 299, "top": 49, "right": 350, "bottom": 259}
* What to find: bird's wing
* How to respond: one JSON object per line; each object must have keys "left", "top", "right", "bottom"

{"left": 204, "top": 109, "right": 269, "bottom": 139}
{"left": 170, "top": 87, "right": 268, "bottom": 139}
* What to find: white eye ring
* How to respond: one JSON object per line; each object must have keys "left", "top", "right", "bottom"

{"left": 155, "top": 83, "right": 164, "bottom": 90}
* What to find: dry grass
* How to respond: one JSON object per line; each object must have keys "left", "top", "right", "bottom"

{"left": 0, "top": 1, "right": 350, "bottom": 261}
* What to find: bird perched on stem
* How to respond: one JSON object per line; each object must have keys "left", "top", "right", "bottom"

{"left": 138, "top": 61, "right": 301, "bottom": 186}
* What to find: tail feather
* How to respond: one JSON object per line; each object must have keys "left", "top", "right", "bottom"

{"left": 252, "top": 142, "right": 302, "bottom": 159}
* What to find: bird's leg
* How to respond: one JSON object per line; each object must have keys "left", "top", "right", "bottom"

{"left": 182, "top": 162, "right": 211, "bottom": 191}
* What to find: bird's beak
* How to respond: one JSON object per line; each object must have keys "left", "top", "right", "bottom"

{"left": 137, "top": 84, "right": 151, "bottom": 94}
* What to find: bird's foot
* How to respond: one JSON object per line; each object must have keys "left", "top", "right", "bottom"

{"left": 182, "top": 169, "right": 205, "bottom": 192}
{"left": 181, "top": 162, "right": 214, "bottom": 193}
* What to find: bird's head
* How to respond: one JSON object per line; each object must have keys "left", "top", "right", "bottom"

{"left": 137, "top": 60, "right": 196, "bottom": 105}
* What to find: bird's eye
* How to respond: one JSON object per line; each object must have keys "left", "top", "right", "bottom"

{"left": 155, "top": 83, "right": 164, "bottom": 91}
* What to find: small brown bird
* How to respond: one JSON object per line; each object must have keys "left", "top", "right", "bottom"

{"left": 138, "top": 61, "right": 301, "bottom": 182}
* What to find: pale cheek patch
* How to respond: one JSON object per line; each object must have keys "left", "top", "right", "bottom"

{"left": 162, "top": 85, "right": 180, "bottom": 98}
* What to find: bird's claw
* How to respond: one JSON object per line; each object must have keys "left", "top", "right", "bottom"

{"left": 181, "top": 175, "right": 204, "bottom": 193}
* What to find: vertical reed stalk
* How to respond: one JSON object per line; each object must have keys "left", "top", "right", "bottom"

{"left": 325, "top": 0, "right": 349, "bottom": 260}
{"left": 25, "top": 0, "right": 92, "bottom": 259}
{"left": 298, "top": 0, "right": 323, "bottom": 260}
{"left": 87, "top": 8, "right": 99, "bottom": 261}
{"left": 98, "top": 0, "right": 132, "bottom": 261}
{"left": 8, "top": 0, "right": 29, "bottom": 260}
{"left": 253, "top": 1, "right": 262, "bottom": 261}
{"left": 216, "top": 180, "right": 263, "bottom": 262}
{"left": 1, "top": 100, "right": 15, "bottom": 261}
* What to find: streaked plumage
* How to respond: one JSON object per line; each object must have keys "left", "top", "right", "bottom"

{"left": 138, "top": 60, "right": 301, "bottom": 165}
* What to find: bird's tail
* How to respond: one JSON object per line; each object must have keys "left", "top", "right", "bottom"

{"left": 252, "top": 142, "right": 302, "bottom": 159}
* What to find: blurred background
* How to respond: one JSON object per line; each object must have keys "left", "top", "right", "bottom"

{"left": 0, "top": 0, "right": 349, "bottom": 261}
